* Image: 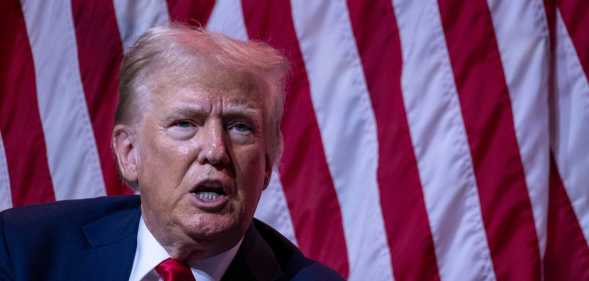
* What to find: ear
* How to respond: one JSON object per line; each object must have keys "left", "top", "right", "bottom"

{"left": 112, "top": 124, "right": 139, "bottom": 183}
{"left": 262, "top": 154, "right": 273, "bottom": 190}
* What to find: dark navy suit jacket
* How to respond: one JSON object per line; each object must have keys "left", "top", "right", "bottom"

{"left": 0, "top": 196, "right": 343, "bottom": 281}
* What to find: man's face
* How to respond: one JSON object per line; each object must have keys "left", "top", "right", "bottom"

{"left": 134, "top": 72, "right": 271, "bottom": 258}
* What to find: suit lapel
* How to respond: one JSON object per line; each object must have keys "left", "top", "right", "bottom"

{"left": 68, "top": 206, "right": 141, "bottom": 281}
{"left": 63, "top": 200, "right": 284, "bottom": 281}
{"left": 222, "top": 222, "right": 285, "bottom": 281}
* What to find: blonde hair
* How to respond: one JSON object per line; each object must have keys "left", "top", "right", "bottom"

{"left": 116, "top": 24, "right": 289, "bottom": 166}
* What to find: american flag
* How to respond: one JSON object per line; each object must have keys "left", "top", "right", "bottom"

{"left": 0, "top": 0, "right": 587, "bottom": 280}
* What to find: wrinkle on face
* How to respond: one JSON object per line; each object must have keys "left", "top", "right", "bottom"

{"left": 134, "top": 70, "right": 270, "bottom": 261}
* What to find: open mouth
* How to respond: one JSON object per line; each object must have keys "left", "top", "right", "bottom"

{"left": 190, "top": 179, "right": 230, "bottom": 207}
{"left": 194, "top": 191, "right": 223, "bottom": 202}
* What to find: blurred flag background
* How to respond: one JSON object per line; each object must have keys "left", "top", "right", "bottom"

{"left": 1, "top": 0, "right": 588, "bottom": 280}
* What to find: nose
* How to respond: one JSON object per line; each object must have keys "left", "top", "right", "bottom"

{"left": 196, "top": 120, "right": 230, "bottom": 167}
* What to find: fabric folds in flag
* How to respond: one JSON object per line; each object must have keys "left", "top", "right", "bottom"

{"left": 0, "top": 1, "right": 587, "bottom": 280}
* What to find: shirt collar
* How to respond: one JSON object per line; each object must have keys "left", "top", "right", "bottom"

{"left": 128, "top": 216, "right": 242, "bottom": 281}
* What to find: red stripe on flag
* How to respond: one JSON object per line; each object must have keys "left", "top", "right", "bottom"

{"left": 544, "top": 155, "right": 589, "bottom": 281}
{"left": 437, "top": 1, "right": 542, "bottom": 280}
{"left": 558, "top": 0, "right": 589, "bottom": 83}
{"left": 0, "top": 0, "right": 56, "bottom": 206}
{"left": 71, "top": 0, "right": 133, "bottom": 196}
{"left": 346, "top": 1, "right": 441, "bottom": 280}
{"left": 543, "top": 2, "right": 589, "bottom": 279}
{"left": 166, "top": 0, "right": 215, "bottom": 26}
{"left": 241, "top": 1, "right": 350, "bottom": 277}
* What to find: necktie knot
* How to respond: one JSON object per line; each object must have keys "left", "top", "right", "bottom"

{"left": 155, "top": 258, "right": 196, "bottom": 281}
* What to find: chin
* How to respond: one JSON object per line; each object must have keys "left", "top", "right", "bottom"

{"left": 178, "top": 212, "right": 247, "bottom": 244}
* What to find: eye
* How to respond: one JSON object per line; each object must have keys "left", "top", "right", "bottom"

{"left": 171, "top": 120, "right": 195, "bottom": 129}
{"left": 167, "top": 119, "right": 198, "bottom": 139}
{"left": 227, "top": 121, "right": 254, "bottom": 135}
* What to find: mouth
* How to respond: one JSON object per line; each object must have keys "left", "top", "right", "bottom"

{"left": 189, "top": 179, "right": 231, "bottom": 210}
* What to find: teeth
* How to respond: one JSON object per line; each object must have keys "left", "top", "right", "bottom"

{"left": 195, "top": 191, "right": 220, "bottom": 202}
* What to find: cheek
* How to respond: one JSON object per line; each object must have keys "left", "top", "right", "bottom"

{"left": 138, "top": 135, "right": 193, "bottom": 190}
{"left": 237, "top": 146, "right": 265, "bottom": 173}
{"left": 234, "top": 147, "right": 267, "bottom": 199}
{"left": 138, "top": 139, "right": 197, "bottom": 217}
{"left": 153, "top": 132, "right": 190, "bottom": 162}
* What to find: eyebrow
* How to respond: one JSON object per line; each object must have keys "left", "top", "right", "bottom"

{"left": 166, "top": 103, "right": 261, "bottom": 119}
{"left": 223, "top": 104, "right": 260, "bottom": 115}
{"left": 224, "top": 97, "right": 261, "bottom": 110}
{"left": 165, "top": 106, "right": 207, "bottom": 119}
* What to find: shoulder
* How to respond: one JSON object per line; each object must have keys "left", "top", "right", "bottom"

{"left": 0, "top": 195, "right": 140, "bottom": 241}
{"left": 0, "top": 195, "right": 140, "bottom": 230}
{"left": 289, "top": 262, "right": 345, "bottom": 281}
{"left": 252, "top": 220, "right": 344, "bottom": 281}
{"left": 0, "top": 196, "right": 141, "bottom": 280}
{"left": 1, "top": 195, "right": 140, "bottom": 218}
{"left": 0, "top": 195, "right": 140, "bottom": 249}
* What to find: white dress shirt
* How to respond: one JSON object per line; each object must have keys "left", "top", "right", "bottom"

{"left": 128, "top": 217, "right": 242, "bottom": 281}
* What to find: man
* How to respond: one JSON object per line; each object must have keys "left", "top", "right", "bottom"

{"left": 0, "top": 25, "right": 343, "bottom": 281}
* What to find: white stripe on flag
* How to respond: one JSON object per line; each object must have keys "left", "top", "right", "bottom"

{"left": 20, "top": 0, "right": 106, "bottom": 200}
{"left": 392, "top": 0, "right": 497, "bottom": 280}
{"left": 206, "top": 0, "right": 249, "bottom": 40}
{"left": 113, "top": 0, "right": 170, "bottom": 51}
{"left": 255, "top": 171, "right": 299, "bottom": 245}
{"left": 206, "top": 0, "right": 299, "bottom": 245}
{"left": 486, "top": 0, "right": 551, "bottom": 256}
{"left": 0, "top": 133, "right": 12, "bottom": 211}
{"left": 553, "top": 10, "right": 589, "bottom": 246}
{"left": 290, "top": 1, "right": 394, "bottom": 280}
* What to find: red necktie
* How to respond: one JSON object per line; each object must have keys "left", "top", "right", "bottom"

{"left": 155, "top": 258, "right": 196, "bottom": 281}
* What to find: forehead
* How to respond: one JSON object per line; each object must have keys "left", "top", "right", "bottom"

{"left": 149, "top": 58, "right": 263, "bottom": 91}
{"left": 147, "top": 71, "right": 266, "bottom": 112}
